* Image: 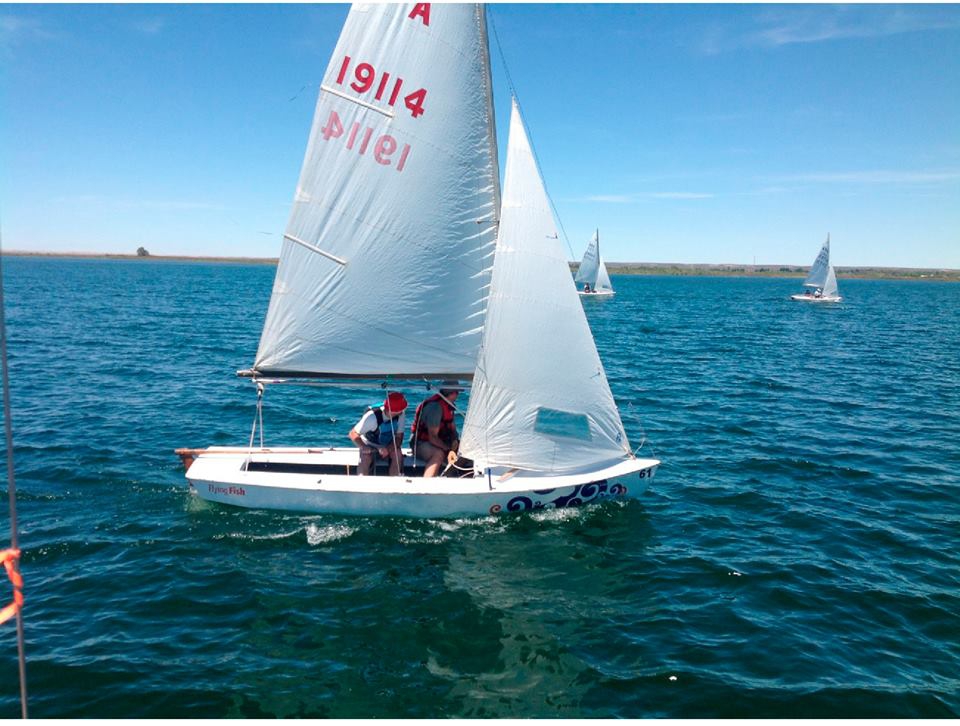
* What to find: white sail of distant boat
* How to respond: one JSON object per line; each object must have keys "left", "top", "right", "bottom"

{"left": 176, "top": 4, "right": 658, "bottom": 517}
{"left": 791, "top": 234, "right": 842, "bottom": 302}
{"left": 575, "top": 229, "right": 615, "bottom": 297}
{"left": 595, "top": 254, "right": 613, "bottom": 294}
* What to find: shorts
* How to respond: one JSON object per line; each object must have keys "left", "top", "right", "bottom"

{"left": 412, "top": 439, "right": 449, "bottom": 462}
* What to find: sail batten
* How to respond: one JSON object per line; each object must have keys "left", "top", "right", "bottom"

{"left": 319, "top": 84, "right": 397, "bottom": 116}
{"left": 255, "top": 4, "right": 500, "bottom": 378}
{"left": 283, "top": 234, "right": 348, "bottom": 266}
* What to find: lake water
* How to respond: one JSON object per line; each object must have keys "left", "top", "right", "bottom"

{"left": 1, "top": 256, "right": 958, "bottom": 717}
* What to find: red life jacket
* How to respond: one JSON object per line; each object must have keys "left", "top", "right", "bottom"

{"left": 411, "top": 394, "right": 456, "bottom": 446}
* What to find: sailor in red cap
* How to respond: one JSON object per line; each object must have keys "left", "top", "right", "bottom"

{"left": 349, "top": 391, "right": 408, "bottom": 476}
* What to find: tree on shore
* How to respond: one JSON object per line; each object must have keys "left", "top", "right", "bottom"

{"left": 136, "top": 246, "right": 150, "bottom": 257}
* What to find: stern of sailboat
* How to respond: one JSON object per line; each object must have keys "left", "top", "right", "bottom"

{"left": 174, "top": 448, "right": 200, "bottom": 472}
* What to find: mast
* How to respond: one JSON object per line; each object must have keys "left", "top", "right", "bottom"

{"left": 479, "top": 5, "right": 502, "bottom": 227}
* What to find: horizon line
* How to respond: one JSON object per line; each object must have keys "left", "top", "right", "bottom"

{"left": 3, "top": 249, "right": 958, "bottom": 273}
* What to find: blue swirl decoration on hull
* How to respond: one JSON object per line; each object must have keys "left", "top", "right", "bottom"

{"left": 504, "top": 480, "right": 619, "bottom": 512}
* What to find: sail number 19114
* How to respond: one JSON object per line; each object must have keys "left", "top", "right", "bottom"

{"left": 335, "top": 55, "right": 427, "bottom": 119}
{"left": 320, "top": 110, "right": 411, "bottom": 173}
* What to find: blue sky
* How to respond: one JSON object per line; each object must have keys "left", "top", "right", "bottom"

{"left": 2, "top": 3, "right": 959, "bottom": 268}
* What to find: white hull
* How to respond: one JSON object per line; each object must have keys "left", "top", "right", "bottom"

{"left": 578, "top": 290, "right": 615, "bottom": 298}
{"left": 790, "top": 293, "right": 842, "bottom": 303}
{"left": 181, "top": 447, "right": 658, "bottom": 518}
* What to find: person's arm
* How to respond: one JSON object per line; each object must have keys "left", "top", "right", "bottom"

{"left": 421, "top": 403, "right": 449, "bottom": 450}
{"left": 349, "top": 413, "right": 377, "bottom": 450}
{"left": 425, "top": 423, "right": 447, "bottom": 449}
{"left": 447, "top": 431, "right": 460, "bottom": 465}
{"left": 352, "top": 428, "right": 390, "bottom": 457}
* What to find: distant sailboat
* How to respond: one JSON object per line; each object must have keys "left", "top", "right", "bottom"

{"left": 575, "top": 229, "right": 615, "bottom": 298}
{"left": 791, "top": 234, "right": 842, "bottom": 303}
{"left": 175, "top": 4, "right": 657, "bottom": 518}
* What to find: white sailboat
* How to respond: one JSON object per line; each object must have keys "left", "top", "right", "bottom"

{"left": 575, "top": 229, "right": 615, "bottom": 298}
{"left": 791, "top": 234, "right": 842, "bottom": 302}
{"left": 176, "top": 4, "right": 658, "bottom": 518}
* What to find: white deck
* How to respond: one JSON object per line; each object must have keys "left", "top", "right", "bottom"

{"left": 183, "top": 446, "right": 658, "bottom": 518}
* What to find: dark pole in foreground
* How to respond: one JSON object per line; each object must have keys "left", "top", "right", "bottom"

{"left": 0, "top": 232, "right": 28, "bottom": 718}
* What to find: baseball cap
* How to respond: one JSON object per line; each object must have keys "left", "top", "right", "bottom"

{"left": 384, "top": 391, "right": 408, "bottom": 413}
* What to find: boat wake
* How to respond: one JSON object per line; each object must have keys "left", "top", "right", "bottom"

{"left": 215, "top": 529, "right": 303, "bottom": 542}
{"left": 433, "top": 515, "right": 504, "bottom": 532}
{"left": 305, "top": 522, "right": 355, "bottom": 545}
{"left": 530, "top": 506, "right": 586, "bottom": 523}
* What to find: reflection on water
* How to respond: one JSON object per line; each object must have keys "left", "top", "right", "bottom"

{"left": 438, "top": 504, "right": 658, "bottom": 716}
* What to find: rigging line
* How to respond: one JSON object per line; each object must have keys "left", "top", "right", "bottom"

{"left": 486, "top": 6, "right": 516, "bottom": 99}
{"left": 244, "top": 382, "right": 265, "bottom": 471}
{"left": 487, "top": 6, "right": 578, "bottom": 263}
{"left": 257, "top": 382, "right": 264, "bottom": 449}
{"left": 390, "top": 423, "right": 401, "bottom": 475}
{"left": 437, "top": 390, "right": 465, "bottom": 418}
{"left": 0, "top": 225, "right": 29, "bottom": 718}
{"left": 625, "top": 402, "right": 657, "bottom": 461}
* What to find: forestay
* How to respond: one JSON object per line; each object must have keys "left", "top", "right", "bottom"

{"left": 803, "top": 235, "right": 831, "bottom": 289}
{"left": 460, "top": 100, "right": 632, "bottom": 474}
{"left": 254, "top": 4, "right": 500, "bottom": 378}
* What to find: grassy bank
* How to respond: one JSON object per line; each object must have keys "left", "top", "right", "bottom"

{"left": 5, "top": 250, "right": 958, "bottom": 281}
{"left": 601, "top": 262, "right": 960, "bottom": 282}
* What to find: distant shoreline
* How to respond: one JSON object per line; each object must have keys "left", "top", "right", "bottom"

{"left": 3, "top": 250, "right": 278, "bottom": 265}
{"left": 4, "top": 250, "right": 959, "bottom": 281}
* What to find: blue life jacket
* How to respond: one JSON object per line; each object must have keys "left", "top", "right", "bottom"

{"left": 364, "top": 407, "right": 402, "bottom": 447}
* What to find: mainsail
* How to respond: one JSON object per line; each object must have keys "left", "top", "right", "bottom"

{"left": 254, "top": 4, "right": 500, "bottom": 378}
{"left": 803, "top": 234, "right": 831, "bottom": 289}
{"left": 574, "top": 230, "right": 600, "bottom": 286}
{"left": 460, "top": 100, "right": 631, "bottom": 474}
